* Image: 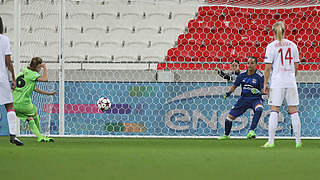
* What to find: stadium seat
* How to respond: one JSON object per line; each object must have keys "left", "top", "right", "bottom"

{"left": 88, "top": 48, "right": 114, "bottom": 62}
{"left": 95, "top": 12, "right": 118, "bottom": 23}
{"left": 64, "top": 48, "right": 88, "bottom": 62}
{"left": 161, "top": 5, "right": 320, "bottom": 71}
{"left": 73, "top": 41, "right": 96, "bottom": 49}
{"left": 135, "top": 25, "right": 160, "bottom": 36}
{"left": 21, "top": 40, "right": 44, "bottom": 48}
{"left": 46, "top": 40, "right": 71, "bottom": 49}
{"left": 140, "top": 48, "right": 166, "bottom": 62}
{"left": 163, "top": 26, "right": 185, "bottom": 39}
{"left": 99, "top": 41, "right": 123, "bottom": 49}
{"left": 37, "top": 48, "right": 59, "bottom": 63}
{"left": 33, "top": 24, "right": 58, "bottom": 34}
{"left": 125, "top": 40, "right": 150, "bottom": 49}
{"left": 41, "top": 13, "right": 60, "bottom": 25}
{"left": 114, "top": 48, "right": 139, "bottom": 62}
{"left": 83, "top": 25, "right": 107, "bottom": 36}
{"left": 67, "top": 12, "right": 93, "bottom": 23}
{"left": 64, "top": 25, "right": 82, "bottom": 34}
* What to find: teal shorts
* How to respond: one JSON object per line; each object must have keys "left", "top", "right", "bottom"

{"left": 14, "top": 103, "right": 37, "bottom": 122}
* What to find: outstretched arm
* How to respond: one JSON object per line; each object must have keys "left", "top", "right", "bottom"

{"left": 217, "top": 69, "right": 232, "bottom": 81}
{"left": 34, "top": 87, "right": 56, "bottom": 95}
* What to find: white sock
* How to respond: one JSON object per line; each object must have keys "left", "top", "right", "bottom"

{"left": 268, "top": 111, "right": 279, "bottom": 145}
{"left": 291, "top": 112, "right": 301, "bottom": 144}
{"left": 7, "top": 110, "right": 17, "bottom": 135}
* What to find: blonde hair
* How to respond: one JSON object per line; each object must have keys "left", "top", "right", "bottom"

{"left": 272, "top": 22, "right": 285, "bottom": 44}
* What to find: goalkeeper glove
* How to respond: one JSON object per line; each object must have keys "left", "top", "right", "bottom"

{"left": 224, "top": 91, "right": 232, "bottom": 99}
{"left": 251, "top": 88, "right": 261, "bottom": 95}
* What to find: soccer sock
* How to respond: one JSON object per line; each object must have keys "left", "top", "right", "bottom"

{"left": 249, "top": 108, "right": 263, "bottom": 131}
{"left": 225, "top": 117, "right": 233, "bottom": 136}
{"left": 7, "top": 110, "right": 17, "bottom": 136}
{"left": 34, "top": 115, "right": 41, "bottom": 132}
{"left": 268, "top": 111, "right": 279, "bottom": 145}
{"left": 290, "top": 112, "right": 301, "bottom": 144}
{"left": 28, "top": 120, "right": 43, "bottom": 139}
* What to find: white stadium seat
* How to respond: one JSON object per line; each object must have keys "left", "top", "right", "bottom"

{"left": 1, "top": 0, "right": 199, "bottom": 66}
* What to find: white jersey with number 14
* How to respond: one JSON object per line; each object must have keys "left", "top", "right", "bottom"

{"left": 264, "top": 39, "right": 299, "bottom": 88}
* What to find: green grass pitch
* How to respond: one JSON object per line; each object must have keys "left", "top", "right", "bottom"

{"left": 1, "top": 137, "right": 320, "bottom": 180}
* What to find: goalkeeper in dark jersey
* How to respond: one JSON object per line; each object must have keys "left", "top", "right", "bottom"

{"left": 218, "top": 57, "right": 264, "bottom": 140}
{"left": 13, "top": 57, "right": 56, "bottom": 142}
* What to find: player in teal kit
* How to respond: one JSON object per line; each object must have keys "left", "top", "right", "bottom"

{"left": 13, "top": 57, "right": 56, "bottom": 142}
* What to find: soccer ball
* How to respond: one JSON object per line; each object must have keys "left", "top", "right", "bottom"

{"left": 97, "top": 97, "right": 111, "bottom": 111}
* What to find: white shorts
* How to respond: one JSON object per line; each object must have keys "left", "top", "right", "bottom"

{"left": 268, "top": 88, "right": 299, "bottom": 106}
{"left": 0, "top": 82, "right": 13, "bottom": 105}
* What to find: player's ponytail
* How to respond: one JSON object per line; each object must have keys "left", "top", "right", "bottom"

{"left": 272, "top": 22, "right": 285, "bottom": 44}
{"left": 28, "top": 57, "right": 43, "bottom": 71}
{"left": 0, "top": 16, "right": 3, "bottom": 34}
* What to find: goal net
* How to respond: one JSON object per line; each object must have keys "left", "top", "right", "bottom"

{"left": 1, "top": 0, "right": 319, "bottom": 138}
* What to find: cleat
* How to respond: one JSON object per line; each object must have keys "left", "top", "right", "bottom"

{"left": 38, "top": 138, "right": 44, "bottom": 142}
{"left": 38, "top": 137, "right": 54, "bottom": 143}
{"left": 246, "top": 130, "right": 256, "bottom": 139}
{"left": 10, "top": 137, "right": 24, "bottom": 146}
{"left": 261, "top": 142, "right": 274, "bottom": 148}
{"left": 46, "top": 137, "right": 55, "bottom": 142}
{"left": 37, "top": 137, "right": 47, "bottom": 142}
{"left": 218, "top": 135, "right": 230, "bottom": 140}
{"left": 296, "top": 143, "right": 302, "bottom": 148}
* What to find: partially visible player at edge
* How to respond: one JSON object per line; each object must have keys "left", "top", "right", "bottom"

{"left": 262, "top": 22, "right": 301, "bottom": 148}
{"left": 216, "top": 60, "right": 241, "bottom": 82}
{"left": 13, "top": 57, "right": 56, "bottom": 142}
{"left": 218, "top": 56, "right": 264, "bottom": 140}
{"left": 0, "top": 17, "right": 24, "bottom": 146}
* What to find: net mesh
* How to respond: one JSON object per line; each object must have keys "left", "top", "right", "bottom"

{"left": 0, "top": 0, "right": 319, "bottom": 137}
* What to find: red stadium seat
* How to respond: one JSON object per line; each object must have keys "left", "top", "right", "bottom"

{"left": 159, "top": 5, "right": 319, "bottom": 71}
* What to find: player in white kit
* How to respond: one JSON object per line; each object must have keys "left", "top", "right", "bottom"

{"left": 262, "top": 22, "right": 301, "bottom": 148}
{"left": 0, "top": 17, "right": 23, "bottom": 146}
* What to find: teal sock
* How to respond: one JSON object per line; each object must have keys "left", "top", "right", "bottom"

{"left": 28, "top": 120, "right": 43, "bottom": 139}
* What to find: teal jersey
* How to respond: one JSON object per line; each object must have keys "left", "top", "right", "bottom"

{"left": 13, "top": 68, "right": 40, "bottom": 105}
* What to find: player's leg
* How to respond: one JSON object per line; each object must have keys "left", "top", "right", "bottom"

{"left": 219, "top": 114, "right": 235, "bottom": 139}
{"left": 288, "top": 106, "right": 301, "bottom": 148}
{"left": 4, "top": 103, "right": 24, "bottom": 146}
{"left": 247, "top": 100, "right": 264, "bottom": 139}
{"left": 1, "top": 82, "right": 23, "bottom": 146}
{"left": 262, "top": 88, "right": 284, "bottom": 148}
{"left": 219, "top": 98, "right": 248, "bottom": 140}
{"left": 286, "top": 88, "right": 301, "bottom": 148}
{"left": 15, "top": 103, "right": 45, "bottom": 142}
{"left": 26, "top": 116, "right": 45, "bottom": 142}
{"left": 33, "top": 112, "right": 54, "bottom": 142}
